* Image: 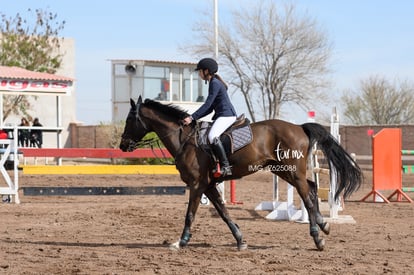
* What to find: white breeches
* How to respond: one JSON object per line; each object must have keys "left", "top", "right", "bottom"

{"left": 208, "top": 116, "right": 237, "bottom": 143}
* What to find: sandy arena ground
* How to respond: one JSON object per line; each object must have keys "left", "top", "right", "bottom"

{"left": 0, "top": 170, "right": 413, "bottom": 274}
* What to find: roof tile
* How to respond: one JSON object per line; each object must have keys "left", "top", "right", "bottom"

{"left": 0, "top": 66, "right": 73, "bottom": 82}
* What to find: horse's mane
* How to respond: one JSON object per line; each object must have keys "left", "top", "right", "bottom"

{"left": 143, "top": 99, "right": 189, "bottom": 120}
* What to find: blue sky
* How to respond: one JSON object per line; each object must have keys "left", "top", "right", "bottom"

{"left": 3, "top": 0, "right": 414, "bottom": 124}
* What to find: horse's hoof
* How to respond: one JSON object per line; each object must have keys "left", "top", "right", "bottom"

{"left": 238, "top": 243, "right": 248, "bottom": 251}
{"left": 169, "top": 241, "right": 181, "bottom": 251}
{"left": 321, "top": 222, "right": 330, "bottom": 235}
{"left": 316, "top": 239, "right": 325, "bottom": 251}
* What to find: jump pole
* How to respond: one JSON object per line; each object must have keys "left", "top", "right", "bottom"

{"left": 22, "top": 186, "right": 186, "bottom": 196}
{"left": 402, "top": 187, "right": 414, "bottom": 192}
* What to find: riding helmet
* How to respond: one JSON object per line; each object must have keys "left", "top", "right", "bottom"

{"left": 195, "top": 58, "right": 218, "bottom": 74}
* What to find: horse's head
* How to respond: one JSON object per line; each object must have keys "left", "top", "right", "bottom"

{"left": 119, "top": 96, "right": 149, "bottom": 152}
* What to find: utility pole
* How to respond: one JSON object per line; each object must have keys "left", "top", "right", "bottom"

{"left": 214, "top": 0, "right": 219, "bottom": 60}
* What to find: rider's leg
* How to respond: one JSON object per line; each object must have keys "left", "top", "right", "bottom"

{"left": 212, "top": 137, "right": 232, "bottom": 176}
{"left": 208, "top": 116, "right": 236, "bottom": 176}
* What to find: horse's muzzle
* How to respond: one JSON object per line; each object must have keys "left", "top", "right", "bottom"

{"left": 119, "top": 139, "right": 136, "bottom": 152}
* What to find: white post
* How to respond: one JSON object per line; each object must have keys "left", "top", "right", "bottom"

{"left": 13, "top": 126, "right": 19, "bottom": 203}
{"left": 273, "top": 174, "right": 279, "bottom": 201}
{"left": 255, "top": 174, "right": 305, "bottom": 221}
{"left": 214, "top": 0, "right": 219, "bottom": 59}
{"left": 212, "top": 0, "right": 226, "bottom": 204}
{"left": 0, "top": 95, "right": 3, "bottom": 128}
{"left": 0, "top": 125, "right": 19, "bottom": 203}
{"left": 57, "top": 96, "right": 62, "bottom": 165}
{"left": 329, "top": 108, "right": 340, "bottom": 219}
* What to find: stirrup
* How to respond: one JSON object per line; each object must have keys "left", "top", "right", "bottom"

{"left": 213, "top": 163, "right": 232, "bottom": 178}
{"left": 222, "top": 166, "right": 232, "bottom": 176}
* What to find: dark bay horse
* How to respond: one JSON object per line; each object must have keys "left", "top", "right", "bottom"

{"left": 120, "top": 96, "right": 362, "bottom": 251}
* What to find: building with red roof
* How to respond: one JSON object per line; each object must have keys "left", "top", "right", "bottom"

{"left": 0, "top": 38, "right": 76, "bottom": 148}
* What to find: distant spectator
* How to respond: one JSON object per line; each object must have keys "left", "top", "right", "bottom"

{"left": 155, "top": 92, "right": 166, "bottom": 100}
{"left": 18, "top": 117, "right": 30, "bottom": 147}
{"left": 30, "top": 118, "right": 43, "bottom": 148}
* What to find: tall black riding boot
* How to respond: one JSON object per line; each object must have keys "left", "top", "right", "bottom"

{"left": 212, "top": 137, "right": 232, "bottom": 177}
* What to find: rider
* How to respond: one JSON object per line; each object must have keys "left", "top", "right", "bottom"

{"left": 183, "top": 58, "right": 237, "bottom": 177}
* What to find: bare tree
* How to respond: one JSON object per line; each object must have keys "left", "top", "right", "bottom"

{"left": 342, "top": 75, "right": 414, "bottom": 125}
{"left": 188, "top": 1, "right": 331, "bottom": 122}
{"left": 0, "top": 8, "right": 65, "bottom": 120}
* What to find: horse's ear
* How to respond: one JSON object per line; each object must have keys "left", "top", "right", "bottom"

{"left": 137, "top": 95, "right": 143, "bottom": 104}
{"left": 130, "top": 98, "right": 136, "bottom": 109}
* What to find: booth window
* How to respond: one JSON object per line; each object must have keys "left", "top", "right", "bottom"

{"left": 112, "top": 60, "right": 208, "bottom": 104}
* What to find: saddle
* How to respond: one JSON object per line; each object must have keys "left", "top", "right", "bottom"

{"left": 196, "top": 114, "right": 253, "bottom": 155}
{"left": 231, "top": 114, "right": 248, "bottom": 128}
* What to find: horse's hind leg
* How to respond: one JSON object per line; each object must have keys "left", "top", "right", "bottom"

{"left": 293, "top": 177, "right": 326, "bottom": 251}
{"left": 308, "top": 179, "right": 330, "bottom": 235}
{"left": 204, "top": 185, "right": 247, "bottom": 250}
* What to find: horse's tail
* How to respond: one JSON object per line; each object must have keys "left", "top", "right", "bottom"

{"left": 301, "top": 122, "right": 363, "bottom": 200}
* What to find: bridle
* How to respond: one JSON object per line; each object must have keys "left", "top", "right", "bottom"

{"left": 124, "top": 102, "right": 196, "bottom": 162}
{"left": 135, "top": 102, "right": 148, "bottom": 131}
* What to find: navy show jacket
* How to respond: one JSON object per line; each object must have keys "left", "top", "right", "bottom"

{"left": 191, "top": 76, "right": 237, "bottom": 121}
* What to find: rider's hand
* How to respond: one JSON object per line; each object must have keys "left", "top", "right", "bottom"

{"left": 183, "top": 116, "right": 193, "bottom": 125}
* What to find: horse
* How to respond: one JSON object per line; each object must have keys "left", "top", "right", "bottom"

{"left": 120, "top": 96, "right": 363, "bottom": 251}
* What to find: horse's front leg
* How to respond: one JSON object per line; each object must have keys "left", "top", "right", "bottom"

{"left": 204, "top": 185, "right": 248, "bottom": 250}
{"left": 170, "top": 186, "right": 202, "bottom": 250}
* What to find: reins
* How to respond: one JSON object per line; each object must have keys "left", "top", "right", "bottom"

{"left": 131, "top": 105, "right": 196, "bottom": 164}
